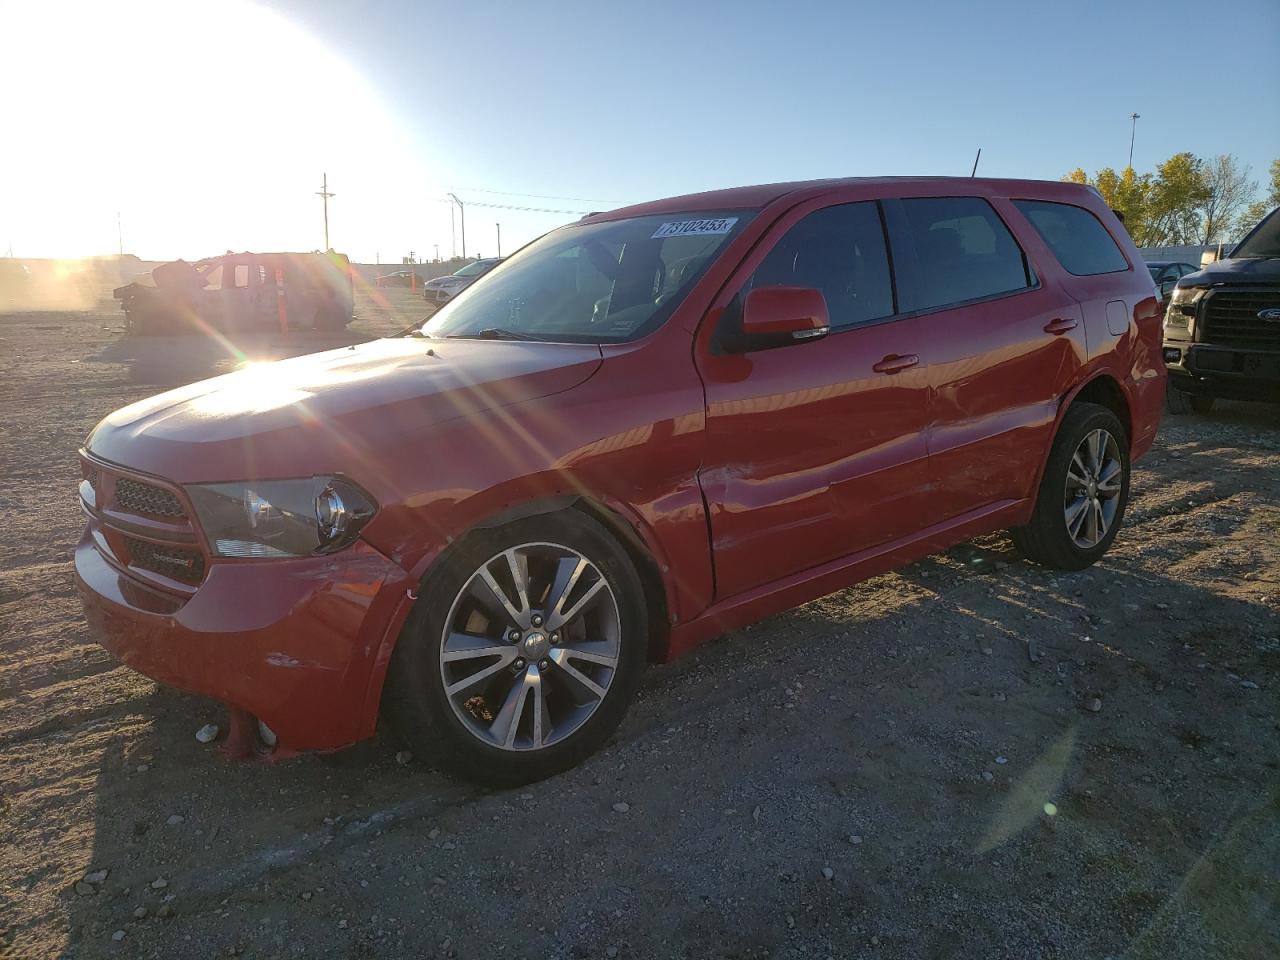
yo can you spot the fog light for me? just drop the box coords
[1163,348,1182,364]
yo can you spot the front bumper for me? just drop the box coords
[1163,341,1280,402]
[75,515,413,752]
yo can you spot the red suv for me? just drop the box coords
[76,177,1165,784]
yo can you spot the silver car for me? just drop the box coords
[422,258,503,303]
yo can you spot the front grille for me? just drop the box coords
[1201,290,1280,348]
[82,462,98,491]
[125,537,205,583]
[115,477,185,518]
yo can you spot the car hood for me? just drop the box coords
[1183,257,1280,285]
[87,336,603,485]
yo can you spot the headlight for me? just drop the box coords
[1168,285,1207,311]
[1165,285,1208,334]
[187,476,376,558]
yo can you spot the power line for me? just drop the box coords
[450,186,632,204]
[464,200,595,215]
[440,197,593,216]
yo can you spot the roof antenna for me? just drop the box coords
[970,148,982,177]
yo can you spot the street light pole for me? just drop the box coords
[447,193,466,259]
[496,222,501,258]
[1128,113,1140,170]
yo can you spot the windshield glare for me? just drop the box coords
[1232,207,1280,258]
[422,211,752,342]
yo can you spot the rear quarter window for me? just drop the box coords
[1013,199,1129,277]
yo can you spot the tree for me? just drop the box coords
[1143,153,1209,246]
[1063,152,1278,247]
[1198,154,1256,244]
[1240,159,1280,233]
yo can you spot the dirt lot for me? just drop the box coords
[1,291,1277,960]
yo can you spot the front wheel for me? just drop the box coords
[1010,402,1130,571]
[383,510,648,785]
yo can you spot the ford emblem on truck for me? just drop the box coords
[1259,308,1280,323]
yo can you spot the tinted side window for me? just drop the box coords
[746,202,893,329]
[894,197,1031,312]
[1013,199,1128,276]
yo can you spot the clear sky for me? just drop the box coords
[3,0,1277,262]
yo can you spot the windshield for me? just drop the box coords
[453,259,496,277]
[422,211,753,342]
[1231,207,1280,258]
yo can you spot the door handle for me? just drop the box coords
[872,353,920,374]
[1043,318,1079,335]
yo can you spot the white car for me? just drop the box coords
[422,258,503,303]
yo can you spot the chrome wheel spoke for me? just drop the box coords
[446,654,514,698]
[547,578,606,632]
[470,567,528,628]
[548,647,609,701]
[1086,430,1104,474]
[442,631,515,663]
[1097,459,1123,493]
[546,556,587,624]
[1065,497,1090,537]
[503,549,532,619]
[489,668,536,748]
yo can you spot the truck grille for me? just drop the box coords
[1201,291,1280,348]
[115,477,186,518]
[125,537,206,583]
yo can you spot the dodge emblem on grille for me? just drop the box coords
[1259,308,1280,323]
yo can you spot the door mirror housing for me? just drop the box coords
[725,286,830,352]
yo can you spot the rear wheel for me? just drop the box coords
[1010,402,1130,571]
[384,510,647,785]
[1166,383,1215,415]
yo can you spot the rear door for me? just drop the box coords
[883,195,1088,519]
[1010,197,1144,374]
[696,198,936,600]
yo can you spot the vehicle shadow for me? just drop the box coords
[57,532,1279,958]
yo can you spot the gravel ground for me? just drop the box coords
[1,291,1277,959]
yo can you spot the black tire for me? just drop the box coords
[1010,402,1130,571]
[1189,394,1215,414]
[383,509,648,786]
[1165,383,1194,415]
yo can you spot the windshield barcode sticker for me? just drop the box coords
[651,218,738,239]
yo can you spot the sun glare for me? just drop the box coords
[0,0,424,260]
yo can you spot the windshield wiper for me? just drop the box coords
[448,327,546,341]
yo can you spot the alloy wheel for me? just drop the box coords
[439,542,621,751]
[1063,428,1123,549]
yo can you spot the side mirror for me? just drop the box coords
[728,286,830,352]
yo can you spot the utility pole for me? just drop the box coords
[316,173,335,250]
[1128,113,1140,170]
[433,243,439,262]
[496,222,502,257]
[117,211,123,258]
[447,193,466,260]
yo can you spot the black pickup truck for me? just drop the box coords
[1162,207,1280,413]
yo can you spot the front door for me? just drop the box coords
[696,199,935,600]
